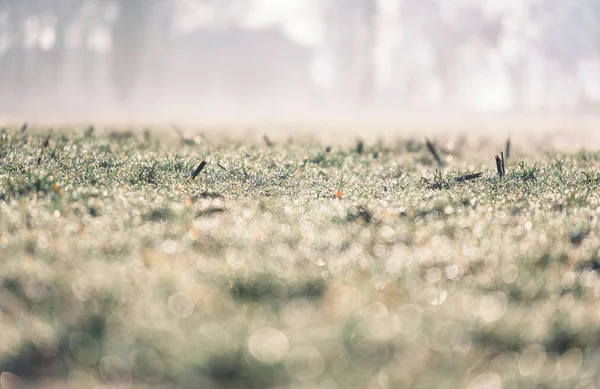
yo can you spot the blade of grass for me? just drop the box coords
[192,161,207,179]
[455,172,483,182]
[426,138,442,166]
[495,155,504,177]
[42,133,51,148]
[263,135,273,147]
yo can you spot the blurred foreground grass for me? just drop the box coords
[2,128,600,388]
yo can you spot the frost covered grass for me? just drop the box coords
[1,127,600,388]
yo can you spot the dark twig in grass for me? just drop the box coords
[355,206,373,223]
[20,122,28,133]
[501,152,506,175]
[356,139,364,154]
[263,135,273,147]
[495,154,505,177]
[191,161,207,179]
[84,125,95,137]
[109,130,134,140]
[346,206,374,223]
[426,138,443,166]
[197,191,224,199]
[196,206,226,217]
[505,138,511,159]
[37,133,52,165]
[495,156,502,177]
[42,133,51,148]
[217,163,229,172]
[455,172,483,182]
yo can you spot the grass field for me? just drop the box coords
[1,127,600,389]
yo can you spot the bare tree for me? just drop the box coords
[0,1,30,109]
[110,0,155,100]
[360,0,377,101]
[323,0,378,102]
[535,0,600,108]
[208,0,250,27]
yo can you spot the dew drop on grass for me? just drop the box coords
[466,373,502,389]
[99,356,133,388]
[69,331,100,366]
[561,271,576,290]
[129,348,165,382]
[248,327,289,364]
[329,285,365,315]
[385,257,402,275]
[445,264,460,280]
[429,287,447,306]
[161,239,177,254]
[380,226,394,241]
[72,277,93,301]
[556,348,583,381]
[479,292,507,323]
[0,372,22,389]
[426,268,442,284]
[583,270,599,287]
[280,299,314,329]
[368,312,401,342]
[0,325,21,356]
[430,321,465,353]
[168,292,195,318]
[502,265,519,284]
[225,246,245,269]
[573,380,596,389]
[68,370,97,389]
[519,344,547,376]
[32,321,59,357]
[373,244,387,258]
[285,346,325,380]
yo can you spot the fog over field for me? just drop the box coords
[1,0,599,129]
[4,3,600,389]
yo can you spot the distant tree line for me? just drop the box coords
[0,0,599,113]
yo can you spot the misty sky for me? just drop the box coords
[2,0,599,115]
[247,0,520,110]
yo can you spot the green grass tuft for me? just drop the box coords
[1,128,600,388]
